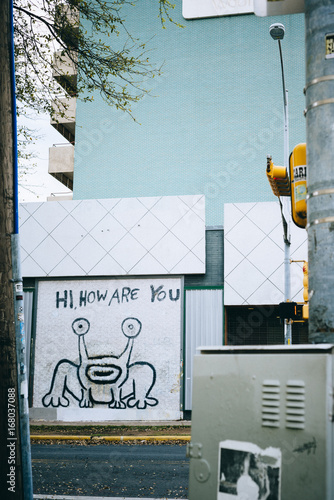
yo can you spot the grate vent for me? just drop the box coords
[262,380,280,428]
[286,380,305,430]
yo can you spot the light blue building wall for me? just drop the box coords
[73,4,306,226]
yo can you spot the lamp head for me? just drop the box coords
[269,23,285,41]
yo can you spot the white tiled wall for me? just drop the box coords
[19,195,205,277]
[224,202,308,305]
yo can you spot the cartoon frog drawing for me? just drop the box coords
[42,317,158,409]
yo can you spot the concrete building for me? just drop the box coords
[22,2,307,422]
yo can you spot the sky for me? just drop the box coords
[18,113,72,203]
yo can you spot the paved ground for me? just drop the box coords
[32,443,189,498]
[30,420,191,500]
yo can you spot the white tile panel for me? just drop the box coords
[21,202,42,216]
[171,250,204,274]
[112,233,148,273]
[18,205,31,226]
[150,196,190,228]
[129,253,168,275]
[89,254,127,276]
[110,198,148,231]
[224,201,307,305]
[19,195,205,277]
[224,240,245,277]
[136,196,161,210]
[223,283,245,306]
[30,237,67,275]
[50,215,87,253]
[70,200,109,232]
[224,204,245,233]
[90,214,128,252]
[190,195,205,220]
[246,202,282,235]
[130,212,168,251]
[49,255,86,277]
[32,201,68,233]
[291,242,308,263]
[69,235,106,273]
[96,197,121,211]
[290,225,309,255]
[236,202,256,215]
[226,216,266,257]
[226,259,266,302]
[191,237,206,261]
[224,201,307,306]
[19,217,48,254]
[150,231,189,270]
[171,211,204,249]
[267,222,285,247]
[59,199,82,213]
[247,279,283,305]
[247,237,284,277]
[268,264,285,296]
[21,256,47,277]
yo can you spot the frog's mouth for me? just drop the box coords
[85,364,122,383]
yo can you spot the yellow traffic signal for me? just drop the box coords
[289,143,307,228]
[302,262,309,320]
[266,156,291,197]
[303,261,308,302]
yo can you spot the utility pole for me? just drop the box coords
[1,1,33,498]
[0,1,24,498]
[305,0,334,343]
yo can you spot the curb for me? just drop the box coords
[30,435,191,442]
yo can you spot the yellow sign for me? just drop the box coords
[289,143,307,228]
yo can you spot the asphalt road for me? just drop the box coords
[32,443,189,498]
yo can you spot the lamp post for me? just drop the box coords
[269,23,292,345]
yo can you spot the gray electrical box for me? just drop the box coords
[188,344,334,500]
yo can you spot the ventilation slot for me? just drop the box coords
[286,380,305,430]
[262,380,280,428]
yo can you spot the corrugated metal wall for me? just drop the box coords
[184,288,223,410]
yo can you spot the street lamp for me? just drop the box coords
[269,23,292,345]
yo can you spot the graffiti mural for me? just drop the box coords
[42,317,158,410]
[33,278,182,421]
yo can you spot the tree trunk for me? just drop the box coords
[0,1,23,498]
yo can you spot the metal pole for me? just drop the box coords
[278,39,292,344]
[305,0,334,343]
[11,236,33,499]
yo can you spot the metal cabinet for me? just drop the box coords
[188,344,334,500]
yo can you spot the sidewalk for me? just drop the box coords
[34,496,183,500]
[30,420,192,443]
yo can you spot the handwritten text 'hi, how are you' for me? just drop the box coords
[56,285,181,309]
